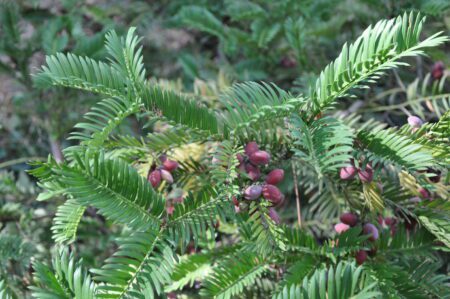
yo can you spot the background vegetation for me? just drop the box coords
[0,0,449,298]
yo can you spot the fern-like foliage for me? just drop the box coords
[0,280,15,299]
[244,201,287,256]
[416,199,450,248]
[29,12,449,299]
[92,231,176,299]
[357,127,435,172]
[34,53,126,97]
[104,28,146,92]
[142,85,220,134]
[201,252,269,299]
[308,12,448,117]
[52,199,86,244]
[31,248,97,299]
[290,116,354,179]
[167,188,233,249]
[220,82,305,134]
[69,97,140,148]
[56,151,165,230]
[273,261,379,299]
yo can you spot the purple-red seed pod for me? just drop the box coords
[355,250,368,265]
[148,170,161,188]
[419,188,430,199]
[268,208,281,224]
[358,165,373,183]
[280,56,297,68]
[407,116,423,128]
[363,223,379,242]
[163,160,179,172]
[159,154,167,163]
[262,184,283,204]
[249,150,271,165]
[236,153,244,163]
[161,169,174,184]
[244,185,263,200]
[245,163,261,181]
[245,141,259,156]
[265,169,284,185]
[334,222,350,234]
[432,61,444,80]
[340,213,358,227]
[340,166,357,180]
[384,217,396,226]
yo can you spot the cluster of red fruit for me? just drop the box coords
[432,61,445,80]
[147,155,179,188]
[340,161,373,183]
[233,142,285,224]
[334,212,379,265]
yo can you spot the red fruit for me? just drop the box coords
[340,166,357,180]
[265,169,284,185]
[268,208,281,224]
[232,196,239,206]
[173,196,184,204]
[148,170,161,188]
[236,153,244,163]
[418,188,430,199]
[245,163,261,181]
[244,185,263,200]
[262,184,283,204]
[163,160,179,172]
[340,213,358,227]
[363,223,379,242]
[161,169,174,184]
[166,205,175,215]
[334,222,350,234]
[358,165,373,183]
[280,56,297,68]
[355,250,367,265]
[245,141,259,156]
[249,150,271,165]
[384,217,396,226]
[432,61,444,80]
[167,292,177,299]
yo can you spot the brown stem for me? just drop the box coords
[292,162,302,227]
